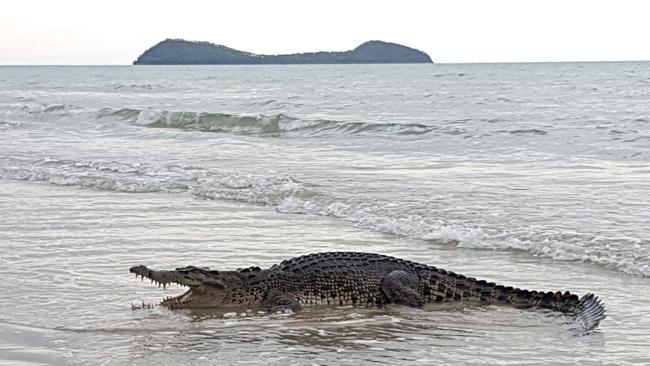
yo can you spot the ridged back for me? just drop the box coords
[238,251,603,325]
[276,252,430,274]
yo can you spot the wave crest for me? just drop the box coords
[97,108,450,137]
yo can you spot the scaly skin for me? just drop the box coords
[129,252,606,330]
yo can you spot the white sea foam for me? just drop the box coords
[1,155,648,277]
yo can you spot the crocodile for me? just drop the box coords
[129,251,606,331]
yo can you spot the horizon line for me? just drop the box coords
[1,59,650,66]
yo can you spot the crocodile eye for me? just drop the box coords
[175,265,200,272]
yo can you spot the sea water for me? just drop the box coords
[1,63,649,365]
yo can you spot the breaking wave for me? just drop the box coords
[97,108,456,137]
[2,157,648,278]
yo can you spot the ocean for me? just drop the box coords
[1,63,649,365]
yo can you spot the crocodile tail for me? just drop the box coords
[427,270,606,331]
[483,284,607,332]
[573,293,607,332]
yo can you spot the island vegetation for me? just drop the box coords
[133,39,432,65]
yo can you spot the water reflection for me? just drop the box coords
[113,304,605,365]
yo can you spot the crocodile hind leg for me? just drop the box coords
[263,291,301,312]
[381,270,424,307]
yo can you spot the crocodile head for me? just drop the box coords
[129,265,242,309]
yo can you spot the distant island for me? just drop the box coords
[133,39,432,65]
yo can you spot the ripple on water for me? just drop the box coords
[2,63,650,365]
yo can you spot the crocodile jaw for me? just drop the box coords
[129,265,226,309]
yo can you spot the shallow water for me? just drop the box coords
[1,64,649,365]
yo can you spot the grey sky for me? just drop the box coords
[1,0,649,64]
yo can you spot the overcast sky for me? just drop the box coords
[1,0,649,64]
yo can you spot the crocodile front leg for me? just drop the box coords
[381,270,424,307]
[263,291,301,312]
